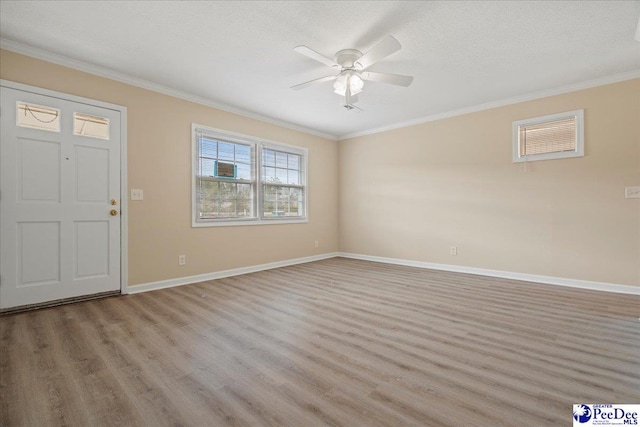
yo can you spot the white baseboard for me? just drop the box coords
[127,251,639,296]
[338,252,640,295]
[126,252,339,294]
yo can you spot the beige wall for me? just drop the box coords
[0,49,339,286]
[2,49,638,288]
[339,79,640,286]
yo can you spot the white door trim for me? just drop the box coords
[0,79,129,295]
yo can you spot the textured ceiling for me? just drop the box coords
[1,1,639,139]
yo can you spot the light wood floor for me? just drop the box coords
[1,257,639,426]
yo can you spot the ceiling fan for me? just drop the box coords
[291,35,413,110]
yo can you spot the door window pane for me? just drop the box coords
[74,113,110,140]
[17,102,60,132]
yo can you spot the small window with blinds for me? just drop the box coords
[512,110,584,163]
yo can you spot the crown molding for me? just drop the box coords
[338,69,640,140]
[3,38,638,143]
[0,38,339,141]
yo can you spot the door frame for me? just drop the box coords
[0,79,128,296]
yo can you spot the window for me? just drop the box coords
[194,127,257,222]
[192,125,307,226]
[512,110,584,163]
[16,102,60,132]
[74,112,110,140]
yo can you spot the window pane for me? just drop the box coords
[17,102,60,132]
[236,199,252,217]
[264,167,276,182]
[73,113,110,140]
[520,117,576,156]
[237,183,252,199]
[275,151,288,168]
[262,149,275,167]
[199,180,218,199]
[287,170,300,185]
[218,200,235,217]
[263,185,276,201]
[263,200,276,216]
[275,168,287,183]
[288,188,304,217]
[236,163,251,180]
[287,154,300,170]
[200,158,215,177]
[199,199,217,219]
[217,182,236,198]
[262,185,304,218]
[218,142,235,161]
[235,144,251,163]
[200,138,217,158]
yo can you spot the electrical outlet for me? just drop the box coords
[314,240,319,248]
[450,246,457,255]
[625,186,640,199]
[178,255,186,265]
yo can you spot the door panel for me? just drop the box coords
[75,146,109,202]
[18,138,62,202]
[74,220,110,278]
[18,221,60,286]
[1,85,122,309]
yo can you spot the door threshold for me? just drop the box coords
[0,290,121,315]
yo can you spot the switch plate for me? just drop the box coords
[131,189,144,200]
[625,186,640,199]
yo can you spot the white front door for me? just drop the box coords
[1,84,122,309]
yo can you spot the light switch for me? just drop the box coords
[625,186,640,199]
[131,189,144,200]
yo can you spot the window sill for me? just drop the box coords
[192,217,309,227]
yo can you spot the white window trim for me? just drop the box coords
[512,109,584,163]
[191,124,309,227]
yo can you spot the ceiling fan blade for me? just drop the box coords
[293,46,340,68]
[355,35,402,70]
[361,71,413,87]
[290,74,338,90]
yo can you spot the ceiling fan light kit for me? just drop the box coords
[292,35,414,111]
[333,72,364,96]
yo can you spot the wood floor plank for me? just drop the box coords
[1,257,639,426]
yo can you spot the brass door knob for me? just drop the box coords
[110,209,118,216]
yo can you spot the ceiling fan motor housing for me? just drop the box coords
[335,49,363,69]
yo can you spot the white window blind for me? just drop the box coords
[512,110,584,163]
